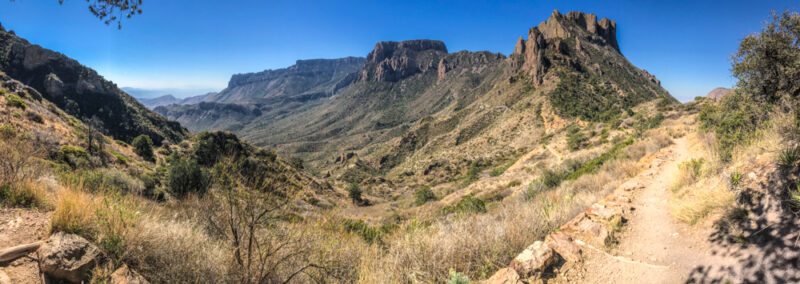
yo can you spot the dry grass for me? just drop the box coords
[50,186,98,238]
[671,178,734,224]
[354,130,673,282]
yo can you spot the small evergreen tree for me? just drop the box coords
[132,134,154,161]
[347,183,363,204]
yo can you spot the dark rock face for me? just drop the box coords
[0,29,187,145]
[357,40,448,82]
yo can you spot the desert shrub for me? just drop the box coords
[193,131,245,166]
[347,183,363,204]
[109,150,130,165]
[341,219,383,244]
[289,157,304,169]
[157,147,171,156]
[541,167,566,189]
[507,180,522,187]
[132,135,154,162]
[166,158,210,197]
[0,123,15,139]
[26,111,43,123]
[700,98,765,161]
[58,145,91,169]
[0,183,47,208]
[5,93,26,109]
[61,169,145,195]
[566,125,588,151]
[441,194,486,215]
[778,146,800,168]
[414,186,437,206]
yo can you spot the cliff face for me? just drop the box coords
[209,57,365,104]
[511,10,620,86]
[0,28,188,145]
[357,40,448,82]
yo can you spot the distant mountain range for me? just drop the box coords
[122,87,220,99]
[156,10,674,181]
[136,92,217,109]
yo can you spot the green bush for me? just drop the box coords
[58,168,145,194]
[341,219,383,244]
[0,123,16,139]
[698,91,765,161]
[567,125,587,151]
[441,194,486,215]
[347,183,363,204]
[167,158,210,197]
[193,131,245,166]
[58,145,90,169]
[132,135,154,162]
[289,157,304,169]
[413,186,437,206]
[0,184,47,208]
[5,93,26,109]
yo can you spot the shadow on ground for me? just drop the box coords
[686,165,800,283]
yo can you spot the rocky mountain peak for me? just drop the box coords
[357,39,449,82]
[511,10,621,85]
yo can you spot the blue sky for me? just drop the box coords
[0,0,797,101]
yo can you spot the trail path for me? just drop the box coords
[565,137,732,283]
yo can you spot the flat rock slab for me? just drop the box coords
[510,241,557,278]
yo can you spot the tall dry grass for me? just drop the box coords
[355,131,673,282]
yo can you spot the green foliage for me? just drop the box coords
[347,183,363,204]
[413,186,437,206]
[566,125,588,151]
[730,169,743,187]
[193,131,245,166]
[0,123,16,139]
[441,194,486,215]
[132,135,154,162]
[167,158,211,197]
[0,184,46,208]
[548,71,621,122]
[58,168,144,194]
[732,11,800,104]
[634,112,665,136]
[5,93,26,109]
[341,219,384,244]
[698,91,765,161]
[447,269,469,284]
[790,182,800,210]
[289,157,304,170]
[462,158,490,187]
[58,145,90,169]
[778,146,800,168]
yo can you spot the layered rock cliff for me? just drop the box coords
[357,40,448,82]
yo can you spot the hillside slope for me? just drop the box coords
[0,25,188,145]
[158,10,672,187]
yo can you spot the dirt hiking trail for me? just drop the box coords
[563,137,733,283]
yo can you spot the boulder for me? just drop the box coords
[110,264,149,284]
[545,231,582,263]
[562,215,610,248]
[509,241,556,278]
[37,232,102,283]
[484,267,521,284]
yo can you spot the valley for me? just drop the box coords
[0,4,799,284]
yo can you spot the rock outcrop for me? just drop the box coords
[110,264,149,284]
[706,87,733,101]
[357,40,448,82]
[37,233,102,283]
[510,10,622,85]
[0,27,188,145]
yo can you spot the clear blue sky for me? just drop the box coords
[0,0,798,101]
